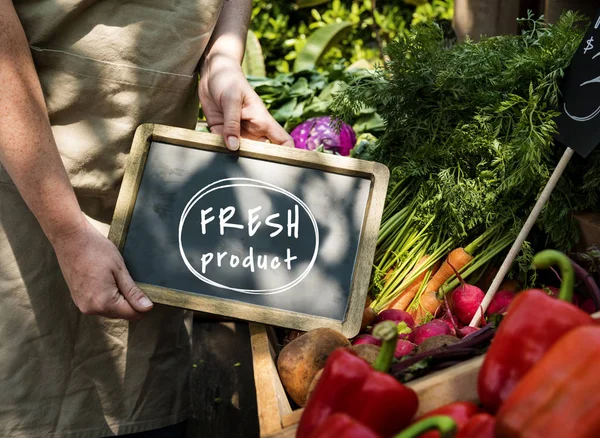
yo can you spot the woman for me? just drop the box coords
[0,0,292,436]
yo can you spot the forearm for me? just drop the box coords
[203,0,252,64]
[0,2,85,243]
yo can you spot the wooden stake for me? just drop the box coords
[469,147,575,327]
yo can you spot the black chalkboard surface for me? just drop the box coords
[556,8,600,157]
[109,124,389,336]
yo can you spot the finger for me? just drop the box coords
[265,121,294,147]
[106,292,144,321]
[239,130,269,143]
[248,107,293,147]
[114,263,154,313]
[209,124,224,135]
[222,93,243,151]
[75,286,141,321]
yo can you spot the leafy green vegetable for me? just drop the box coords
[333,12,600,288]
[246,66,385,135]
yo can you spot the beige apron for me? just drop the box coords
[0,1,223,436]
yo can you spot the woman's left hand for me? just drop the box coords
[199,53,293,151]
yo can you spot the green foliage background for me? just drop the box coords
[250,0,454,74]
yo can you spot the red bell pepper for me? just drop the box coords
[478,249,594,413]
[310,413,458,438]
[496,325,600,438]
[309,413,380,438]
[456,413,495,438]
[414,401,481,438]
[297,321,419,438]
[394,415,457,438]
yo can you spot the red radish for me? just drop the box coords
[352,334,381,346]
[412,320,453,345]
[450,283,485,325]
[394,339,416,359]
[446,260,485,325]
[439,316,457,335]
[376,309,416,329]
[458,326,479,338]
[439,298,459,335]
[374,310,416,342]
[372,320,414,342]
[486,290,515,316]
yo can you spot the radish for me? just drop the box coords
[394,339,416,359]
[457,326,479,338]
[485,290,515,316]
[439,316,457,335]
[450,283,485,325]
[352,334,381,346]
[374,309,416,341]
[446,259,485,325]
[439,298,459,336]
[412,320,453,345]
[372,320,414,342]
[376,309,416,328]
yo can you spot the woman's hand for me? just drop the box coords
[51,219,154,320]
[199,53,293,150]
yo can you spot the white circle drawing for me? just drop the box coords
[178,178,320,295]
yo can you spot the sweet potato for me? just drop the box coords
[277,328,350,407]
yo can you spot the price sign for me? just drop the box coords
[556,9,600,157]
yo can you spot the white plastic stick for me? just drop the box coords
[469,147,575,327]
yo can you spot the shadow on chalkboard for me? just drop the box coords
[122,141,371,322]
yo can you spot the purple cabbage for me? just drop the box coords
[290,116,356,156]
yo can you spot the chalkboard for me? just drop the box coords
[556,8,600,157]
[108,124,389,336]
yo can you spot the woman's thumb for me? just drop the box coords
[115,266,154,313]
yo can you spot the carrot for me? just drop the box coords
[410,247,475,323]
[388,257,440,311]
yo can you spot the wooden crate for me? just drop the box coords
[249,323,484,438]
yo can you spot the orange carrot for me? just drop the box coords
[388,257,439,311]
[410,247,474,323]
[385,256,429,308]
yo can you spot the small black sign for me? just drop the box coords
[556,9,600,157]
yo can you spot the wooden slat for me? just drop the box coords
[107,123,153,251]
[250,323,288,436]
[265,424,298,438]
[406,356,484,416]
[281,410,303,428]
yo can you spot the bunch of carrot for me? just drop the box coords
[370,179,514,325]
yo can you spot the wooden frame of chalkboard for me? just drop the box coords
[108,124,389,337]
